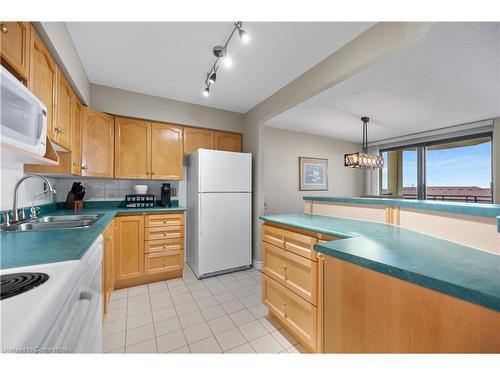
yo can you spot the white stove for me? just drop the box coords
[1,236,103,353]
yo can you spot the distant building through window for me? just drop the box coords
[380,134,492,203]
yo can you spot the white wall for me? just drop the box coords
[263,126,365,215]
[90,84,244,133]
[0,161,56,211]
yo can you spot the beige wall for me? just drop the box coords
[263,127,365,215]
[90,84,244,133]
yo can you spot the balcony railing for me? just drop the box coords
[402,193,493,203]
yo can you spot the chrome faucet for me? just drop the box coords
[11,175,56,223]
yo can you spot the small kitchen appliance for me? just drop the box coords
[160,183,171,207]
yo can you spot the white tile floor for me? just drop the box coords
[103,264,307,354]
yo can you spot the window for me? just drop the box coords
[380,133,493,203]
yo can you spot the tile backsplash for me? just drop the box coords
[54,172,186,207]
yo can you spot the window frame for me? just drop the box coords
[379,132,493,201]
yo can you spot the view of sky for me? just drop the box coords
[381,141,492,189]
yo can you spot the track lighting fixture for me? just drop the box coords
[202,21,250,97]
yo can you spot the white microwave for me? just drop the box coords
[0,65,47,156]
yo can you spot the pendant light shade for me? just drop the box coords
[344,117,384,169]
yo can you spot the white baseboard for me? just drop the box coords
[252,259,262,270]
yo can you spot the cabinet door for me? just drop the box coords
[263,274,317,352]
[114,117,151,179]
[102,221,114,313]
[184,127,214,155]
[214,131,242,152]
[29,26,58,140]
[81,108,114,177]
[151,122,183,180]
[0,21,30,81]
[115,215,144,281]
[55,73,74,150]
[71,101,83,175]
[263,242,317,305]
[144,250,184,275]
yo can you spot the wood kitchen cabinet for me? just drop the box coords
[54,72,74,150]
[114,117,151,179]
[115,215,144,282]
[184,127,214,154]
[114,212,185,289]
[81,108,114,178]
[70,101,83,175]
[261,222,335,353]
[214,131,242,152]
[102,220,115,316]
[0,21,30,82]
[29,25,58,141]
[151,122,183,180]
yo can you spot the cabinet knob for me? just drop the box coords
[1,24,8,33]
[59,128,64,134]
[73,161,80,166]
[82,165,88,170]
[107,236,112,240]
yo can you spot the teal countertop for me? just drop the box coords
[303,196,500,219]
[1,201,187,270]
[260,213,500,312]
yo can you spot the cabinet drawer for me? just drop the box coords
[144,250,184,275]
[262,241,318,305]
[146,238,183,254]
[263,225,285,248]
[284,230,318,261]
[262,274,317,352]
[145,226,183,241]
[145,213,184,228]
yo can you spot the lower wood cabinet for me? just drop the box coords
[102,219,115,316]
[261,222,328,353]
[263,274,318,352]
[114,212,185,289]
[115,215,145,281]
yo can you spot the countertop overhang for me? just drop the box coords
[260,213,500,312]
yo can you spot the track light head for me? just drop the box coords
[202,86,210,97]
[208,71,216,84]
[222,55,232,68]
[238,28,250,43]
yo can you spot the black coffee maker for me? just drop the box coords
[160,183,171,207]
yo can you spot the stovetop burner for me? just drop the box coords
[1,273,49,300]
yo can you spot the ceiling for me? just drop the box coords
[66,22,373,113]
[266,22,500,143]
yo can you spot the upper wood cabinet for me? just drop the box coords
[29,26,58,140]
[54,72,74,150]
[71,101,83,175]
[0,21,30,82]
[81,108,114,178]
[151,123,184,180]
[184,127,214,155]
[214,131,242,152]
[114,117,151,179]
[115,215,144,281]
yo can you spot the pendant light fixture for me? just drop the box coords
[344,117,384,169]
[202,22,250,97]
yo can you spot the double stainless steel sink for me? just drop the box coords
[1,214,105,232]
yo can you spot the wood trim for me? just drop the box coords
[316,253,324,353]
[114,269,182,290]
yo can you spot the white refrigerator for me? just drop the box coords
[186,149,252,278]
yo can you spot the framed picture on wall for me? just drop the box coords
[299,157,328,191]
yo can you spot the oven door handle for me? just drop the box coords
[58,288,100,353]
